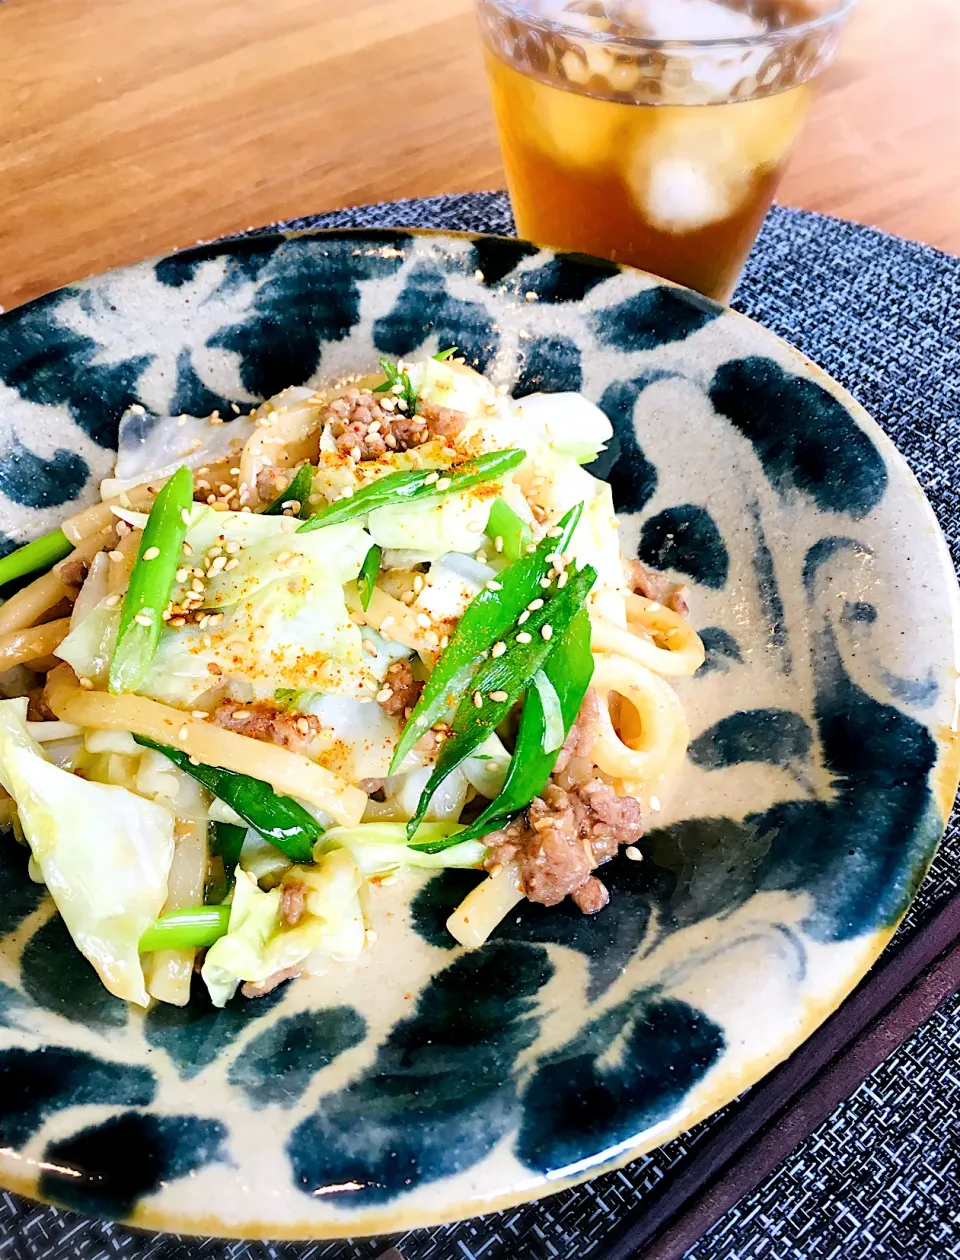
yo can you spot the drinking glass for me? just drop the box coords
[476,0,856,301]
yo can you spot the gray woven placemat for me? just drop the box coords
[2,192,959,1260]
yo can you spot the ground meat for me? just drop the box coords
[58,557,89,589]
[213,699,323,754]
[553,688,600,775]
[27,687,56,722]
[280,881,307,928]
[624,558,689,618]
[255,465,291,504]
[241,966,301,999]
[419,399,467,440]
[377,659,423,718]
[321,389,467,461]
[576,777,643,862]
[485,779,643,913]
[572,876,610,914]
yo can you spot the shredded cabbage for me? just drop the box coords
[201,850,365,1007]
[316,820,487,877]
[0,699,174,1006]
[103,409,256,499]
[368,490,497,559]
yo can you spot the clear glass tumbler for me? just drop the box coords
[476,0,856,301]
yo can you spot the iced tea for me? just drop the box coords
[477,0,853,301]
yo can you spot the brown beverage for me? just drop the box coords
[477,0,853,301]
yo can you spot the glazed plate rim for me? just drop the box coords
[0,224,958,1241]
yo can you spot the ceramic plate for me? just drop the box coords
[0,229,957,1240]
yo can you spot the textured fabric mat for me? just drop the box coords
[2,191,959,1260]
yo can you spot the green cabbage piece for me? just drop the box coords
[58,563,368,707]
[368,489,499,559]
[0,699,174,1006]
[315,820,487,878]
[201,849,365,1007]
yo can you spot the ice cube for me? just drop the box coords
[605,0,766,41]
[642,156,734,232]
[524,72,629,169]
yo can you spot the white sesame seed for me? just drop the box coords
[231,402,240,414]
[489,690,509,703]
[108,549,124,562]
[546,525,563,538]
[104,593,121,608]
[540,577,552,589]
[377,687,393,703]
[494,536,504,553]
[192,710,207,720]
[435,477,451,491]
[180,508,191,526]
[416,613,431,629]
[517,610,530,625]
[491,641,507,658]
[485,580,502,592]
[473,690,483,708]
[134,612,152,627]
[224,558,239,571]
[142,546,160,561]
[557,571,569,588]
[424,471,440,485]
[516,631,532,644]
[178,724,189,740]
[649,795,661,811]
[625,846,643,862]
[541,624,553,640]
[78,676,94,689]
[525,291,539,302]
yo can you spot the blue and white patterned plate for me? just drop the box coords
[0,228,957,1240]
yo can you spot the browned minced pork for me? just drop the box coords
[321,389,467,461]
[256,465,294,504]
[485,780,642,914]
[27,687,56,722]
[377,659,423,718]
[572,876,610,914]
[213,699,323,754]
[553,688,600,776]
[241,966,301,999]
[624,558,689,617]
[280,881,308,928]
[58,557,89,590]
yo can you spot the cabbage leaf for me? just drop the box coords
[0,699,174,1006]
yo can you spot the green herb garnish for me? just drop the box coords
[298,449,524,533]
[358,542,382,611]
[372,356,419,416]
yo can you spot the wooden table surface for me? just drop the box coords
[1,0,957,311]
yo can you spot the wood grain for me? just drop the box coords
[0,0,957,310]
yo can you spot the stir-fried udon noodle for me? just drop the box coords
[0,353,704,1009]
